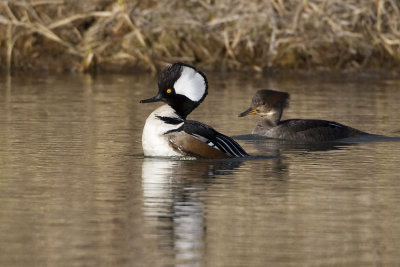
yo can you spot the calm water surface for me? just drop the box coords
[0,72,400,266]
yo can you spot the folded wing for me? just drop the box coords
[166,120,249,158]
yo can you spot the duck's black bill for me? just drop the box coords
[238,107,254,117]
[140,93,162,103]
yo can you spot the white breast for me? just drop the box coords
[142,105,184,157]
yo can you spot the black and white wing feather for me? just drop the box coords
[175,120,249,158]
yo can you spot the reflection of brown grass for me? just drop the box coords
[0,0,399,73]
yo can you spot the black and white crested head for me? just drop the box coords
[140,62,208,119]
[156,63,208,118]
[158,63,208,103]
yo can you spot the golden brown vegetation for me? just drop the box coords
[0,0,399,73]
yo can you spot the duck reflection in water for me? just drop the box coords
[141,158,243,263]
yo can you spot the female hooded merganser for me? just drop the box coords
[140,62,248,158]
[238,89,370,142]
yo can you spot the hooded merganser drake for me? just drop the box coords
[140,62,248,158]
[238,89,370,142]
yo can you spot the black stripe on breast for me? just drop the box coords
[156,116,184,125]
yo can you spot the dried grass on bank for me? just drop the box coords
[0,0,399,73]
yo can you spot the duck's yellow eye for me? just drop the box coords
[166,88,172,94]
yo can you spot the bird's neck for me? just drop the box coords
[260,108,283,126]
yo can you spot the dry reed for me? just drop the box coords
[0,0,399,73]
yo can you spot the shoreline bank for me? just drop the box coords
[1,0,399,73]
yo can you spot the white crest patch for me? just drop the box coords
[174,66,206,102]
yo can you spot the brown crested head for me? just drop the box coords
[252,89,290,109]
[238,89,290,117]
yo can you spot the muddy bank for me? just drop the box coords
[0,0,399,73]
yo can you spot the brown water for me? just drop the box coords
[0,72,400,266]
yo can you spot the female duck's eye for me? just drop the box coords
[166,88,172,94]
